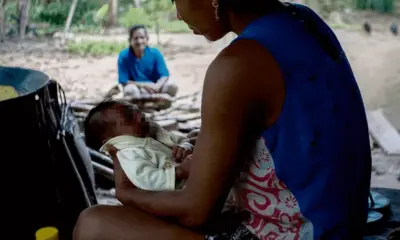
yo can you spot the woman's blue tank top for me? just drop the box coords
[235,4,371,239]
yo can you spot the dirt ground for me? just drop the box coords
[1,27,400,189]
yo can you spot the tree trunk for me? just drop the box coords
[64,0,78,36]
[107,0,118,27]
[155,18,161,45]
[0,0,6,42]
[134,0,141,8]
[18,0,29,40]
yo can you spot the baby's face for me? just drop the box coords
[131,112,152,138]
[101,106,152,142]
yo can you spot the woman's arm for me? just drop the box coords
[114,39,284,227]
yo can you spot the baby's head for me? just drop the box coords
[84,99,151,150]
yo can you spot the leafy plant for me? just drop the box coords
[93,3,109,25]
[30,1,99,26]
[142,0,175,44]
[67,40,127,56]
[161,20,190,33]
[118,7,152,28]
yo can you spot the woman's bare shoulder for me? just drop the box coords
[204,38,284,105]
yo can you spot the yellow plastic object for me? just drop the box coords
[35,227,59,240]
[0,85,19,101]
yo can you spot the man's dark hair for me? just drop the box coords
[129,24,148,40]
[84,99,140,150]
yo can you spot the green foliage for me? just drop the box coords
[142,0,174,18]
[4,2,17,23]
[5,0,185,35]
[67,40,163,57]
[31,3,69,25]
[161,20,191,33]
[67,40,127,56]
[356,0,394,13]
[93,4,109,24]
[30,0,99,26]
[118,8,153,28]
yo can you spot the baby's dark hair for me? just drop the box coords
[84,99,140,150]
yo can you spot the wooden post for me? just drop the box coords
[134,0,141,8]
[18,0,29,39]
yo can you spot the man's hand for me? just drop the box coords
[172,144,193,162]
[142,85,157,94]
[104,144,135,190]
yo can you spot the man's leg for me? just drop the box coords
[74,205,204,240]
[160,82,179,97]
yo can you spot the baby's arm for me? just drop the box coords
[116,148,185,191]
[170,132,194,162]
[153,122,190,146]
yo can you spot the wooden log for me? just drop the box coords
[71,93,173,108]
[178,119,201,133]
[156,119,178,131]
[153,112,201,122]
[148,106,180,119]
[92,161,114,181]
[74,112,88,118]
[69,99,104,105]
[124,93,173,102]
[70,102,93,112]
[367,108,400,155]
[177,104,201,113]
[88,147,113,165]
[103,84,120,99]
[176,112,201,122]
[173,91,201,101]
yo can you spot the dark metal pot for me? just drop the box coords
[0,66,96,239]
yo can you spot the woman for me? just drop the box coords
[74,0,371,239]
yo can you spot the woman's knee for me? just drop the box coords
[74,205,109,240]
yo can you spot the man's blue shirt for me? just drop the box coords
[118,47,169,84]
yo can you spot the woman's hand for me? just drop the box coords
[104,145,135,190]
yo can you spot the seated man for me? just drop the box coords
[118,24,178,98]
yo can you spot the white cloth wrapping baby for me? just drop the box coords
[100,123,192,191]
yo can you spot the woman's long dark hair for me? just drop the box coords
[217,0,285,28]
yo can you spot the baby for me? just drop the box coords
[84,99,194,191]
